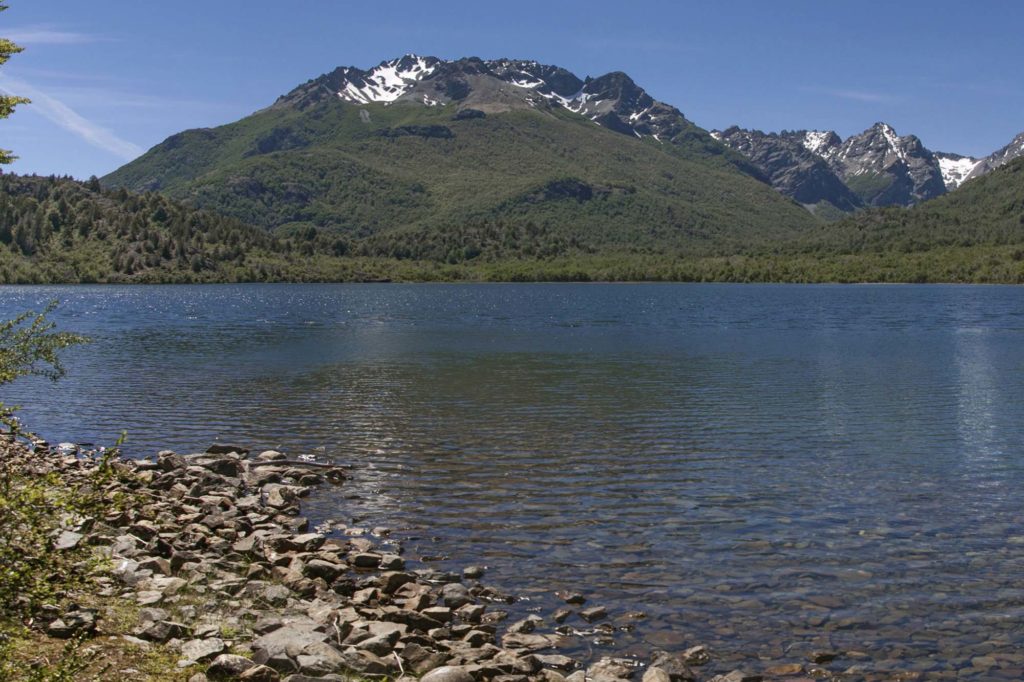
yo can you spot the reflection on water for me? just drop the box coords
[2,283,1024,677]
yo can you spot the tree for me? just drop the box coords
[0,2,28,165]
[0,302,87,387]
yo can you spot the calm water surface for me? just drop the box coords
[2,284,1023,678]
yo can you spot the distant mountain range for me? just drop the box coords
[102,55,816,260]
[98,53,1024,273]
[6,46,1024,284]
[711,123,1024,216]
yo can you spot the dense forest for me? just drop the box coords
[4,156,1024,284]
[0,173,366,283]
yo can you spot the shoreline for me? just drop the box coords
[2,437,909,682]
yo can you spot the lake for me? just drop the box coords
[2,283,1023,678]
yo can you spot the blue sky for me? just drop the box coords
[2,0,1022,179]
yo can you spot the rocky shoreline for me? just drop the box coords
[7,439,846,682]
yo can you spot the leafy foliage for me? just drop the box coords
[0,303,87,387]
[0,2,29,165]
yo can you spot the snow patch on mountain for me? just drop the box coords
[936,153,982,190]
[323,56,693,142]
[802,131,833,156]
[879,123,907,162]
[337,55,437,105]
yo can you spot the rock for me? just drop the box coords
[295,641,349,675]
[207,653,257,678]
[139,620,192,643]
[264,485,299,509]
[555,591,586,605]
[502,633,557,651]
[257,450,286,461]
[178,638,226,667]
[764,663,803,676]
[649,651,698,681]
[457,603,485,623]
[261,584,292,607]
[54,530,84,550]
[463,565,486,579]
[507,615,543,634]
[539,671,568,682]
[290,533,326,552]
[158,452,187,471]
[707,672,762,682]
[463,629,491,646]
[552,609,571,624]
[352,552,382,569]
[206,444,250,456]
[643,668,672,682]
[808,650,837,664]
[304,559,345,582]
[379,553,405,570]
[46,608,96,639]
[356,632,398,656]
[535,654,577,672]
[680,646,710,666]
[238,665,280,682]
[441,583,472,608]
[421,665,476,682]
[251,621,326,660]
[580,606,607,622]
[588,657,637,681]
[199,457,242,478]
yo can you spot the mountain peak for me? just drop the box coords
[276,54,724,150]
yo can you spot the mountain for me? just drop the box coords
[809,123,946,206]
[710,127,861,215]
[961,131,1024,184]
[934,152,982,190]
[713,122,947,212]
[821,155,1024,254]
[102,55,816,261]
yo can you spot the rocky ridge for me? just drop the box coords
[713,123,946,211]
[275,55,753,174]
[710,128,861,214]
[1,435,883,682]
[714,122,1024,211]
[961,131,1024,184]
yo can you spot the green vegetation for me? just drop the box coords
[815,157,1024,254]
[5,159,1024,283]
[0,2,27,166]
[0,173,370,283]
[0,303,96,681]
[0,303,87,387]
[103,98,820,259]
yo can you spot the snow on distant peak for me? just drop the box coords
[877,123,907,162]
[937,154,982,190]
[802,131,834,157]
[338,55,437,105]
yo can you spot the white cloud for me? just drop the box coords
[804,87,899,104]
[5,26,97,45]
[0,75,143,160]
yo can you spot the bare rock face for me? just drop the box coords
[818,123,946,207]
[714,122,949,211]
[712,127,862,213]
[963,131,1024,183]
[273,55,749,173]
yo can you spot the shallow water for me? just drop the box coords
[2,283,1023,677]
